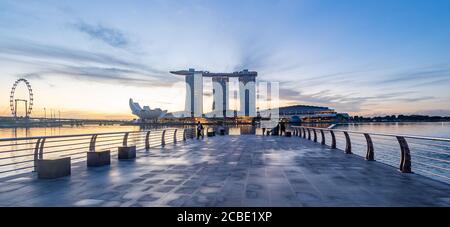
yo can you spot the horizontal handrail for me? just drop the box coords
[0,127,196,178]
[0,130,162,142]
[290,125,450,184]
[292,126,450,142]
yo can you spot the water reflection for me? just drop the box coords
[336,122,450,138]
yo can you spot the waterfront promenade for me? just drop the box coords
[0,135,448,207]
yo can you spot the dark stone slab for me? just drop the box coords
[118,146,136,160]
[87,150,111,167]
[37,157,71,179]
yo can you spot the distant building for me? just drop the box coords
[278,105,348,123]
[170,69,257,117]
[129,98,171,122]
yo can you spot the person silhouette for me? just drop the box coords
[280,121,286,136]
[196,121,204,139]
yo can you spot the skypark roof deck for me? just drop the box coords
[0,134,448,207]
[170,69,257,77]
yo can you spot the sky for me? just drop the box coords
[1,0,450,119]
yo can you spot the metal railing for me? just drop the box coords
[0,128,195,179]
[291,126,450,184]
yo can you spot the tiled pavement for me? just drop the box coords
[0,135,448,207]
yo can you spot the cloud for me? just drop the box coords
[377,64,450,85]
[278,87,365,112]
[414,109,450,117]
[279,87,301,97]
[20,73,42,80]
[409,78,450,87]
[15,64,177,88]
[0,38,178,87]
[74,22,128,48]
[278,87,435,113]
[48,65,177,87]
[0,39,138,70]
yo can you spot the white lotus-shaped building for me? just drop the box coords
[129,98,168,120]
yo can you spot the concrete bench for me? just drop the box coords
[87,150,111,167]
[118,146,136,160]
[37,157,71,179]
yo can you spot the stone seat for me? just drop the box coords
[36,157,71,179]
[118,146,136,160]
[87,150,111,167]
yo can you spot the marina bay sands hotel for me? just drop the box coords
[170,69,257,118]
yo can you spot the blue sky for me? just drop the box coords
[1,0,450,118]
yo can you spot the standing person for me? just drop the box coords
[196,121,204,139]
[280,121,286,136]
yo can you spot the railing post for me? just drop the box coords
[161,130,166,147]
[39,138,45,159]
[183,129,187,141]
[173,129,178,144]
[123,132,129,147]
[33,138,42,172]
[330,130,337,149]
[145,131,151,151]
[89,135,98,152]
[364,133,375,161]
[302,128,306,139]
[307,128,311,140]
[313,129,317,142]
[343,132,352,154]
[320,130,325,145]
[298,128,302,137]
[397,136,412,173]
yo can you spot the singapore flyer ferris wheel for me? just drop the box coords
[10,78,34,118]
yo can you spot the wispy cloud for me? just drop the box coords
[20,73,42,80]
[279,87,435,113]
[48,65,177,87]
[414,109,450,116]
[0,38,178,87]
[0,38,134,69]
[377,64,450,85]
[74,22,128,48]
